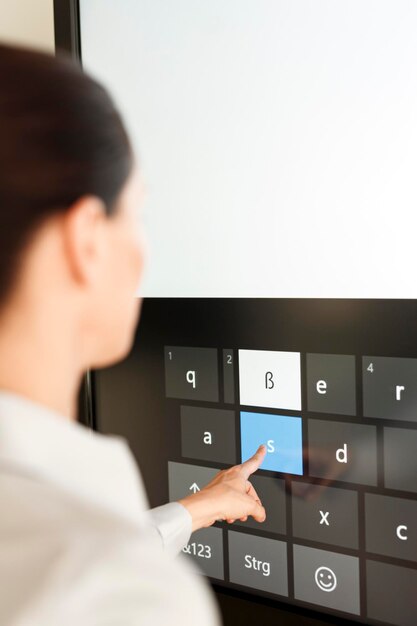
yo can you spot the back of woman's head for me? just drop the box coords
[0,43,133,306]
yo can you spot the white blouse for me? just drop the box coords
[0,391,220,626]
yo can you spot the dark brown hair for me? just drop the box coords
[0,43,134,305]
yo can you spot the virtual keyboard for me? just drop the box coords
[165,346,417,626]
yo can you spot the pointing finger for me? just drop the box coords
[240,445,267,480]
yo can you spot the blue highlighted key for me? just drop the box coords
[241,411,303,475]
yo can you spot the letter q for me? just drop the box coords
[186,370,196,389]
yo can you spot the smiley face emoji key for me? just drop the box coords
[315,566,337,592]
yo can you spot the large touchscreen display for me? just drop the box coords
[79,2,417,624]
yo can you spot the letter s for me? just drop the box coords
[267,439,275,453]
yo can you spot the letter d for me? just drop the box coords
[336,443,348,464]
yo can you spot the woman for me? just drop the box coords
[0,43,266,625]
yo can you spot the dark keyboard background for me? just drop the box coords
[93,299,417,626]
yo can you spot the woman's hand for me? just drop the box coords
[178,445,267,532]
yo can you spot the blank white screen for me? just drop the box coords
[80,1,417,297]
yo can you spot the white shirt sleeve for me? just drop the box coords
[147,502,192,555]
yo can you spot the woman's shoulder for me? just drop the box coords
[0,468,220,626]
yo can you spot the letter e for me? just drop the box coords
[317,380,327,395]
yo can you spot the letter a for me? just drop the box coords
[203,431,212,445]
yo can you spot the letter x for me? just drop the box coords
[319,510,330,526]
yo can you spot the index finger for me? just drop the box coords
[240,444,267,479]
